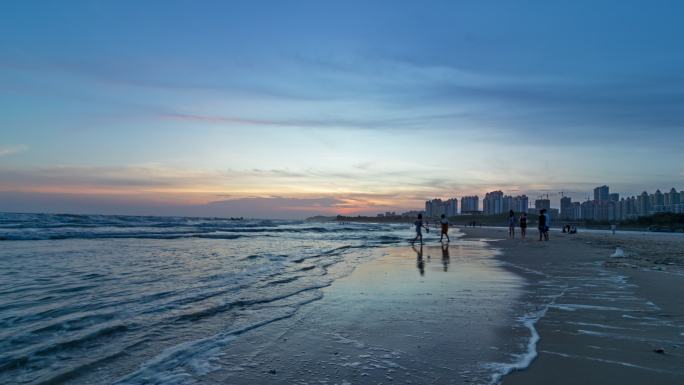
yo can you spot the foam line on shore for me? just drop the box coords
[114,295,322,385]
[485,287,567,385]
[539,350,680,375]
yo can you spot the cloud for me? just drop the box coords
[0,145,28,157]
[0,191,394,219]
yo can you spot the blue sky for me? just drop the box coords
[1,1,683,218]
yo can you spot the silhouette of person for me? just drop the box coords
[411,213,429,245]
[508,210,516,238]
[520,212,527,239]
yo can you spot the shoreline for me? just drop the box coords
[460,227,684,384]
[197,238,535,384]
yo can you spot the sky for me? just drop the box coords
[1,1,683,218]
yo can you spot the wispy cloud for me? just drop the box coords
[0,145,28,157]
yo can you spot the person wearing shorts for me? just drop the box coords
[411,213,428,245]
[439,214,450,242]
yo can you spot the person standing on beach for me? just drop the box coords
[411,213,429,245]
[439,214,450,242]
[538,209,547,241]
[508,210,516,238]
[544,210,551,241]
[519,212,527,239]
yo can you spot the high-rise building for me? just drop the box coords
[483,191,504,215]
[594,185,609,202]
[534,198,551,211]
[593,201,617,221]
[425,198,458,217]
[571,202,582,220]
[609,193,619,202]
[654,189,664,207]
[514,195,529,213]
[581,200,595,220]
[560,196,572,220]
[460,196,479,213]
[670,188,681,205]
[637,191,650,216]
[445,198,458,217]
[502,195,514,213]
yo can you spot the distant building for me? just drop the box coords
[581,200,595,221]
[425,199,442,218]
[483,191,504,215]
[425,198,458,218]
[594,201,616,221]
[571,202,582,220]
[401,210,424,218]
[637,191,650,216]
[445,198,458,217]
[670,187,682,205]
[653,189,664,207]
[558,186,683,221]
[534,199,551,211]
[514,195,529,213]
[594,185,609,202]
[560,196,572,220]
[460,196,479,213]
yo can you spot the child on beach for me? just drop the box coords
[508,210,516,238]
[519,212,527,239]
[411,214,429,245]
[439,214,450,242]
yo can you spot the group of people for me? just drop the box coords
[411,213,450,245]
[411,209,554,245]
[508,209,549,241]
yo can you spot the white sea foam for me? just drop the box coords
[549,303,629,312]
[541,350,678,374]
[114,295,322,385]
[565,321,637,331]
[484,288,567,385]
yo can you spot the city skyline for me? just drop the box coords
[2,2,684,219]
[418,184,683,219]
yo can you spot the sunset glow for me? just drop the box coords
[2,1,683,218]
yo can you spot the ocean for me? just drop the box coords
[0,213,538,385]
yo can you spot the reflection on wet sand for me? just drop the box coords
[413,243,454,275]
[441,243,450,271]
[412,244,425,276]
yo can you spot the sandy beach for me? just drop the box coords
[459,227,684,385]
[161,228,684,384]
[3,217,684,384]
[196,238,535,384]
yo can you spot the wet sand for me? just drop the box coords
[200,240,533,384]
[460,227,684,385]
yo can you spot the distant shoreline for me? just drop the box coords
[315,215,682,233]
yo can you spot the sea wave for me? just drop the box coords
[0,213,404,384]
[0,212,401,241]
